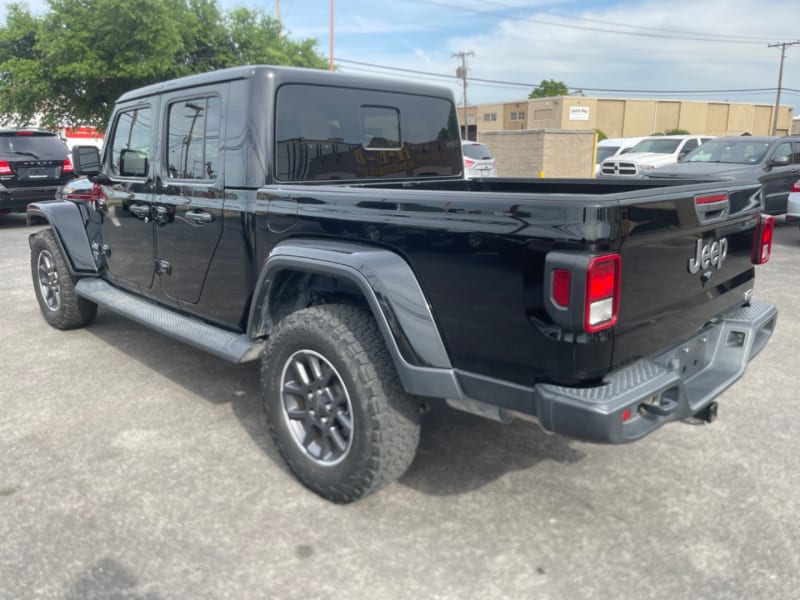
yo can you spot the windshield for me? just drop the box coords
[462,143,493,160]
[596,146,620,163]
[684,139,771,164]
[629,138,683,154]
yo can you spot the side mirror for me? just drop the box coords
[72,145,101,176]
[120,148,149,177]
[770,154,791,167]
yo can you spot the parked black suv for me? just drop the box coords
[0,129,74,213]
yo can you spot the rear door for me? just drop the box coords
[152,91,224,305]
[614,181,762,368]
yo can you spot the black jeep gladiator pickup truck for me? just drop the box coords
[28,66,777,503]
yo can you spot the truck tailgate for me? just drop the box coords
[613,181,763,368]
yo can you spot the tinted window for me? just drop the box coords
[681,139,699,153]
[165,96,221,180]
[109,107,152,177]
[630,139,682,154]
[773,142,792,162]
[596,146,620,163]
[0,133,68,159]
[275,84,461,181]
[462,143,493,160]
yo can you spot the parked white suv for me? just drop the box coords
[599,135,714,177]
[594,137,645,176]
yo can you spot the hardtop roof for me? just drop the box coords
[116,64,456,104]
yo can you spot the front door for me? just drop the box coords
[96,105,157,294]
[762,140,800,214]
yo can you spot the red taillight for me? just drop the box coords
[0,160,11,175]
[464,158,476,168]
[585,254,621,333]
[15,130,33,136]
[752,214,774,265]
[62,157,74,174]
[791,180,800,193]
[552,269,571,308]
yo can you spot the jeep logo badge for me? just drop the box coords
[688,238,728,274]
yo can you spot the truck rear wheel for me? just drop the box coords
[261,304,421,503]
[30,229,97,330]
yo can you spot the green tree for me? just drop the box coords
[0,0,328,128]
[528,78,582,99]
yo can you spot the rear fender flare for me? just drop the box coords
[27,201,98,275]
[248,239,460,398]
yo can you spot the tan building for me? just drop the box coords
[466,97,794,139]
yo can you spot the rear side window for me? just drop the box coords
[165,96,221,180]
[462,143,493,160]
[108,107,152,177]
[274,84,461,181]
[0,133,68,159]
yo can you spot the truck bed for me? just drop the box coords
[259,176,764,387]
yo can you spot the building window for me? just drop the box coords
[510,111,526,122]
[483,113,497,122]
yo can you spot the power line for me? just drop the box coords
[421,0,768,45]
[470,0,779,43]
[336,58,779,96]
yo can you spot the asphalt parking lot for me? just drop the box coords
[1,213,799,600]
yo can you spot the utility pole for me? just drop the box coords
[275,0,280,23]
[768,40,799,135]
[452,51,474,140]
[329,0,335,71]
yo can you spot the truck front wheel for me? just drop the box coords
[261,304,421,503]
[30,229,97,330]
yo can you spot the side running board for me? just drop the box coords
[75,278,263,363]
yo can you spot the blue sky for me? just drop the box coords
[272,0,800,117]
[4,0,799,116]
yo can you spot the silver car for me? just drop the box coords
[786,179,800,229]
[462,141,496,178]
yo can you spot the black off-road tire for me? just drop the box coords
[30,229,97,330]
[261,304,421,503]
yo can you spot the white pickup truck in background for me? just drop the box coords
[599,134,714,177]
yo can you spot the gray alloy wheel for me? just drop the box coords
[30,229,97,330]
[279,349,354,466]
[261,304,421,503]
[36,248,62,312]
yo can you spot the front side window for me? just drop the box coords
[681,139,699,153]
[274,84,461,181]
[165,96,220,180]
[109,107,152,177]
[773,142,792,163]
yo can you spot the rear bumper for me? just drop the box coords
[533,299,777,443]
[0,184,61,211]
